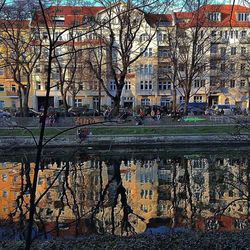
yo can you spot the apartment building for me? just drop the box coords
[0,20,31,110]
[0,4,249,111]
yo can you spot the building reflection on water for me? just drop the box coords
[0,152,249,238]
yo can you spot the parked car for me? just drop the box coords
[212,105,236,115]
[83,109,102,116]
[0,110,12,118]
[15,108,41,117]
[68,107,85,116]
[178,102,207,115]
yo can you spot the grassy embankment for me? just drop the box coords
[0,125,248,137]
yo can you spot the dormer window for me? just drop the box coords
[208,12,221,21]
[237,13,249,22]
[52,16,65,26]
[83,16,89,24]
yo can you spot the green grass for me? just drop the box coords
[0,125,248,137]
[90,126,248,135]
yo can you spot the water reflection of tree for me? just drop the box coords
[213,157,250,223]
[91,159,144,235]
[2,152,250,240]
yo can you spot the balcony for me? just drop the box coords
[211,37,229,44]
[239,37,250,44]
[158,89,172,95]
[6,90,18,97]
[240,70,250,77]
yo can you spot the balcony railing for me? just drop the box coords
[239,37,250,44]
[6,90,18,97]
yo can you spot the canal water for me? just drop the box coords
[0,146,249,239]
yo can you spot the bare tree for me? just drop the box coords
[0,2,42,116]
[87,0,167,115]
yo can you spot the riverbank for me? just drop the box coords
[0,124,249,148]
[0,133,249,149]
[1,231,250,249]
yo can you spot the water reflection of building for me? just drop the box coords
[0,155,250,236]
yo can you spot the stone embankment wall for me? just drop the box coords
[0,134,249,149]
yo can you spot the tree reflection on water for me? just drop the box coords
[0,148,250,239]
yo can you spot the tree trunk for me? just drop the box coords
[18,86,23,117]
[98,81,101,114]
[172,87,177,114]
[184,92,191,115]
[62,93,69,114]
[112,85,122,116]
[23,88,30,117]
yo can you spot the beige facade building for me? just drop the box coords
[0,3,249,111]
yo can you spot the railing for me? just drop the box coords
[6,91,18,97]
[0,115,249,128]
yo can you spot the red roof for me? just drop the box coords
[147,4,250,28]
[0,19,29,29]
[178,5,250,28]
[32,6,104,27]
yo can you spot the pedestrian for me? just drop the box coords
[150,109,156,120]
[156,109,161,120]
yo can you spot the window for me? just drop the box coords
[241,63,246,72]
[2,174,7,182]
[230,30,234,39]
[52,16,65,26]
[11,100,17,108]
[238,13,249,22]
[0,101,4,109]
[235,30,238,39]
[93,97,99,109]
[231,47,237,55]
[140,80,144,90]
[240,79,245,87]
[241,47,247,55]
[2,191,7,197]
[75,98,83,107]
[179,96,184,103]
[109,81,116,91]
[220,63,226,72]
[125,81,131,90]
[179,64,184,71]
[230,63,236,72]
[140,34,148,42]
[0,68,3,75]
[158,81,171,91]
[208,12,220,21]
[241,30,247,38]
[79,83,83,91]
[220,80,225,87]
[141,48,153,57]
[83,16,89,24]
[139,64,153,74]
[36,82,41,90]
[210,61,217,70]
[194,96,203,102]
[0,84,4,92]
[141,98,150,106]
[230,80,235,88]
[194,80,205,88]
[160,98,170,107]
[220,47,226,57]
[210,44,217,53]
[211,30,217,37]
[158,48,170,57]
